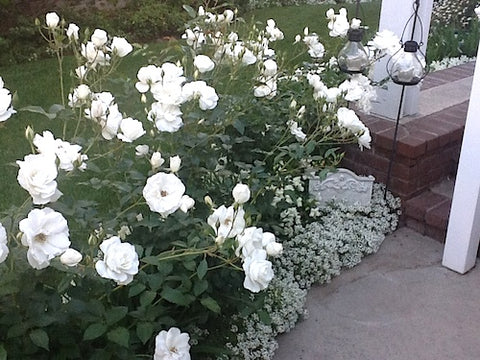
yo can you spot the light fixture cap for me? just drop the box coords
[403,40,419,53]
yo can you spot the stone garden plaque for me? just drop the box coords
[308,168,375,206]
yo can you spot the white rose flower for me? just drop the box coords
[91,28,108,48]
[66,23,79,40]
[232,183,250,204]
[288,120,307,142]
[95,236,139,285]
[135,144,149,157]
[198,85,218,110]
[19,207,70,270]
[242,249,274,293]
[169,155,181,173]
[350,18,362,29]
[265,241,283,257]
[150,151,165,170]
[236,226,264,258]
[148,102,184,133]
[262,59,278,77]
[193,55,215,73]
[0,86,16,122]
[117,117,145,142]
[143,172,186,217]
[45,12,60,29]
[358,128,371,150]
[135,65,163,93]
[60,248,82,267]
[208,205,245,241]
[0,223,9,264]
[476,6,480,19]
[154,327,191,360]
[17,153,62,204]
[111,37,133,57]
[337,107,366,133]
[101,105,123,140]
[81,41,110,68]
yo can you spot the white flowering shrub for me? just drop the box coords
[0,5,400,359]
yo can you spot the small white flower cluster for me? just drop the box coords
[81,90,145,142]
[208,184,282,293]
[0,76,15,122]
[281,183,401,289]
[429,55,476,72]
[135,62,218,133]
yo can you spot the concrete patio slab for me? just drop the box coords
[274,226,480,360]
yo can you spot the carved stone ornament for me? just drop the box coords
[308,168,375,207]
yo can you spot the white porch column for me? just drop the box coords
[370,0,433,119]
[442,43,480,274]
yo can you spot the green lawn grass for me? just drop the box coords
[0,3,381,213]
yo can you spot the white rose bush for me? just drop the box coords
[0,5,402,359]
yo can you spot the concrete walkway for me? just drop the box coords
[274,226,480,360]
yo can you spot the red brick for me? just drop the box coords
[404,191,448,220]
[425,199,452,230]
[405,218,426,235]
[396,135,427,159]
[425,226,447,243]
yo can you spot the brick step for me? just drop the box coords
[403,189,452,242]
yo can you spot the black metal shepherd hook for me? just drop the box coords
[383,0,427,199]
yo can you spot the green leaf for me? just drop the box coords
[200,296,221,314]
[136,322,154,344]
[128,283,146,298]
[83,323,107,341]
[141,256,160,266]
[0,344,7,360]
[233,119,245,135]
[29,329,49,351]
[182,4,197,18]
[7,323,27,338]
[197,259,208,280]
[140,291,157,307]
[107,327,130,348]
[19,105,57,119]
[105,306,128,325]
[161,287,194,306]
[193,279,208,296]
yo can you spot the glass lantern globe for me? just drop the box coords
[387,40,427,86]
[338,28,369,74]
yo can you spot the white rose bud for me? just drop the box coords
[60,248,83,267]
[232,183,250,204]
[46,12,60,29]
[91,28,108,48]
[66,23,79,40]
[179,195,195,213]
[204,195,213,207]
[193,55,215,73]
[150,151,165,170]
[169,155,181,173]
[111,37,133,57]
[76,84,91,101]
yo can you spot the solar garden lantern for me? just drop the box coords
[387,39,427,85]
[338,28,370,74]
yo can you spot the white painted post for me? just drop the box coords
[442,43,480,274]
[370,0,433,119]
